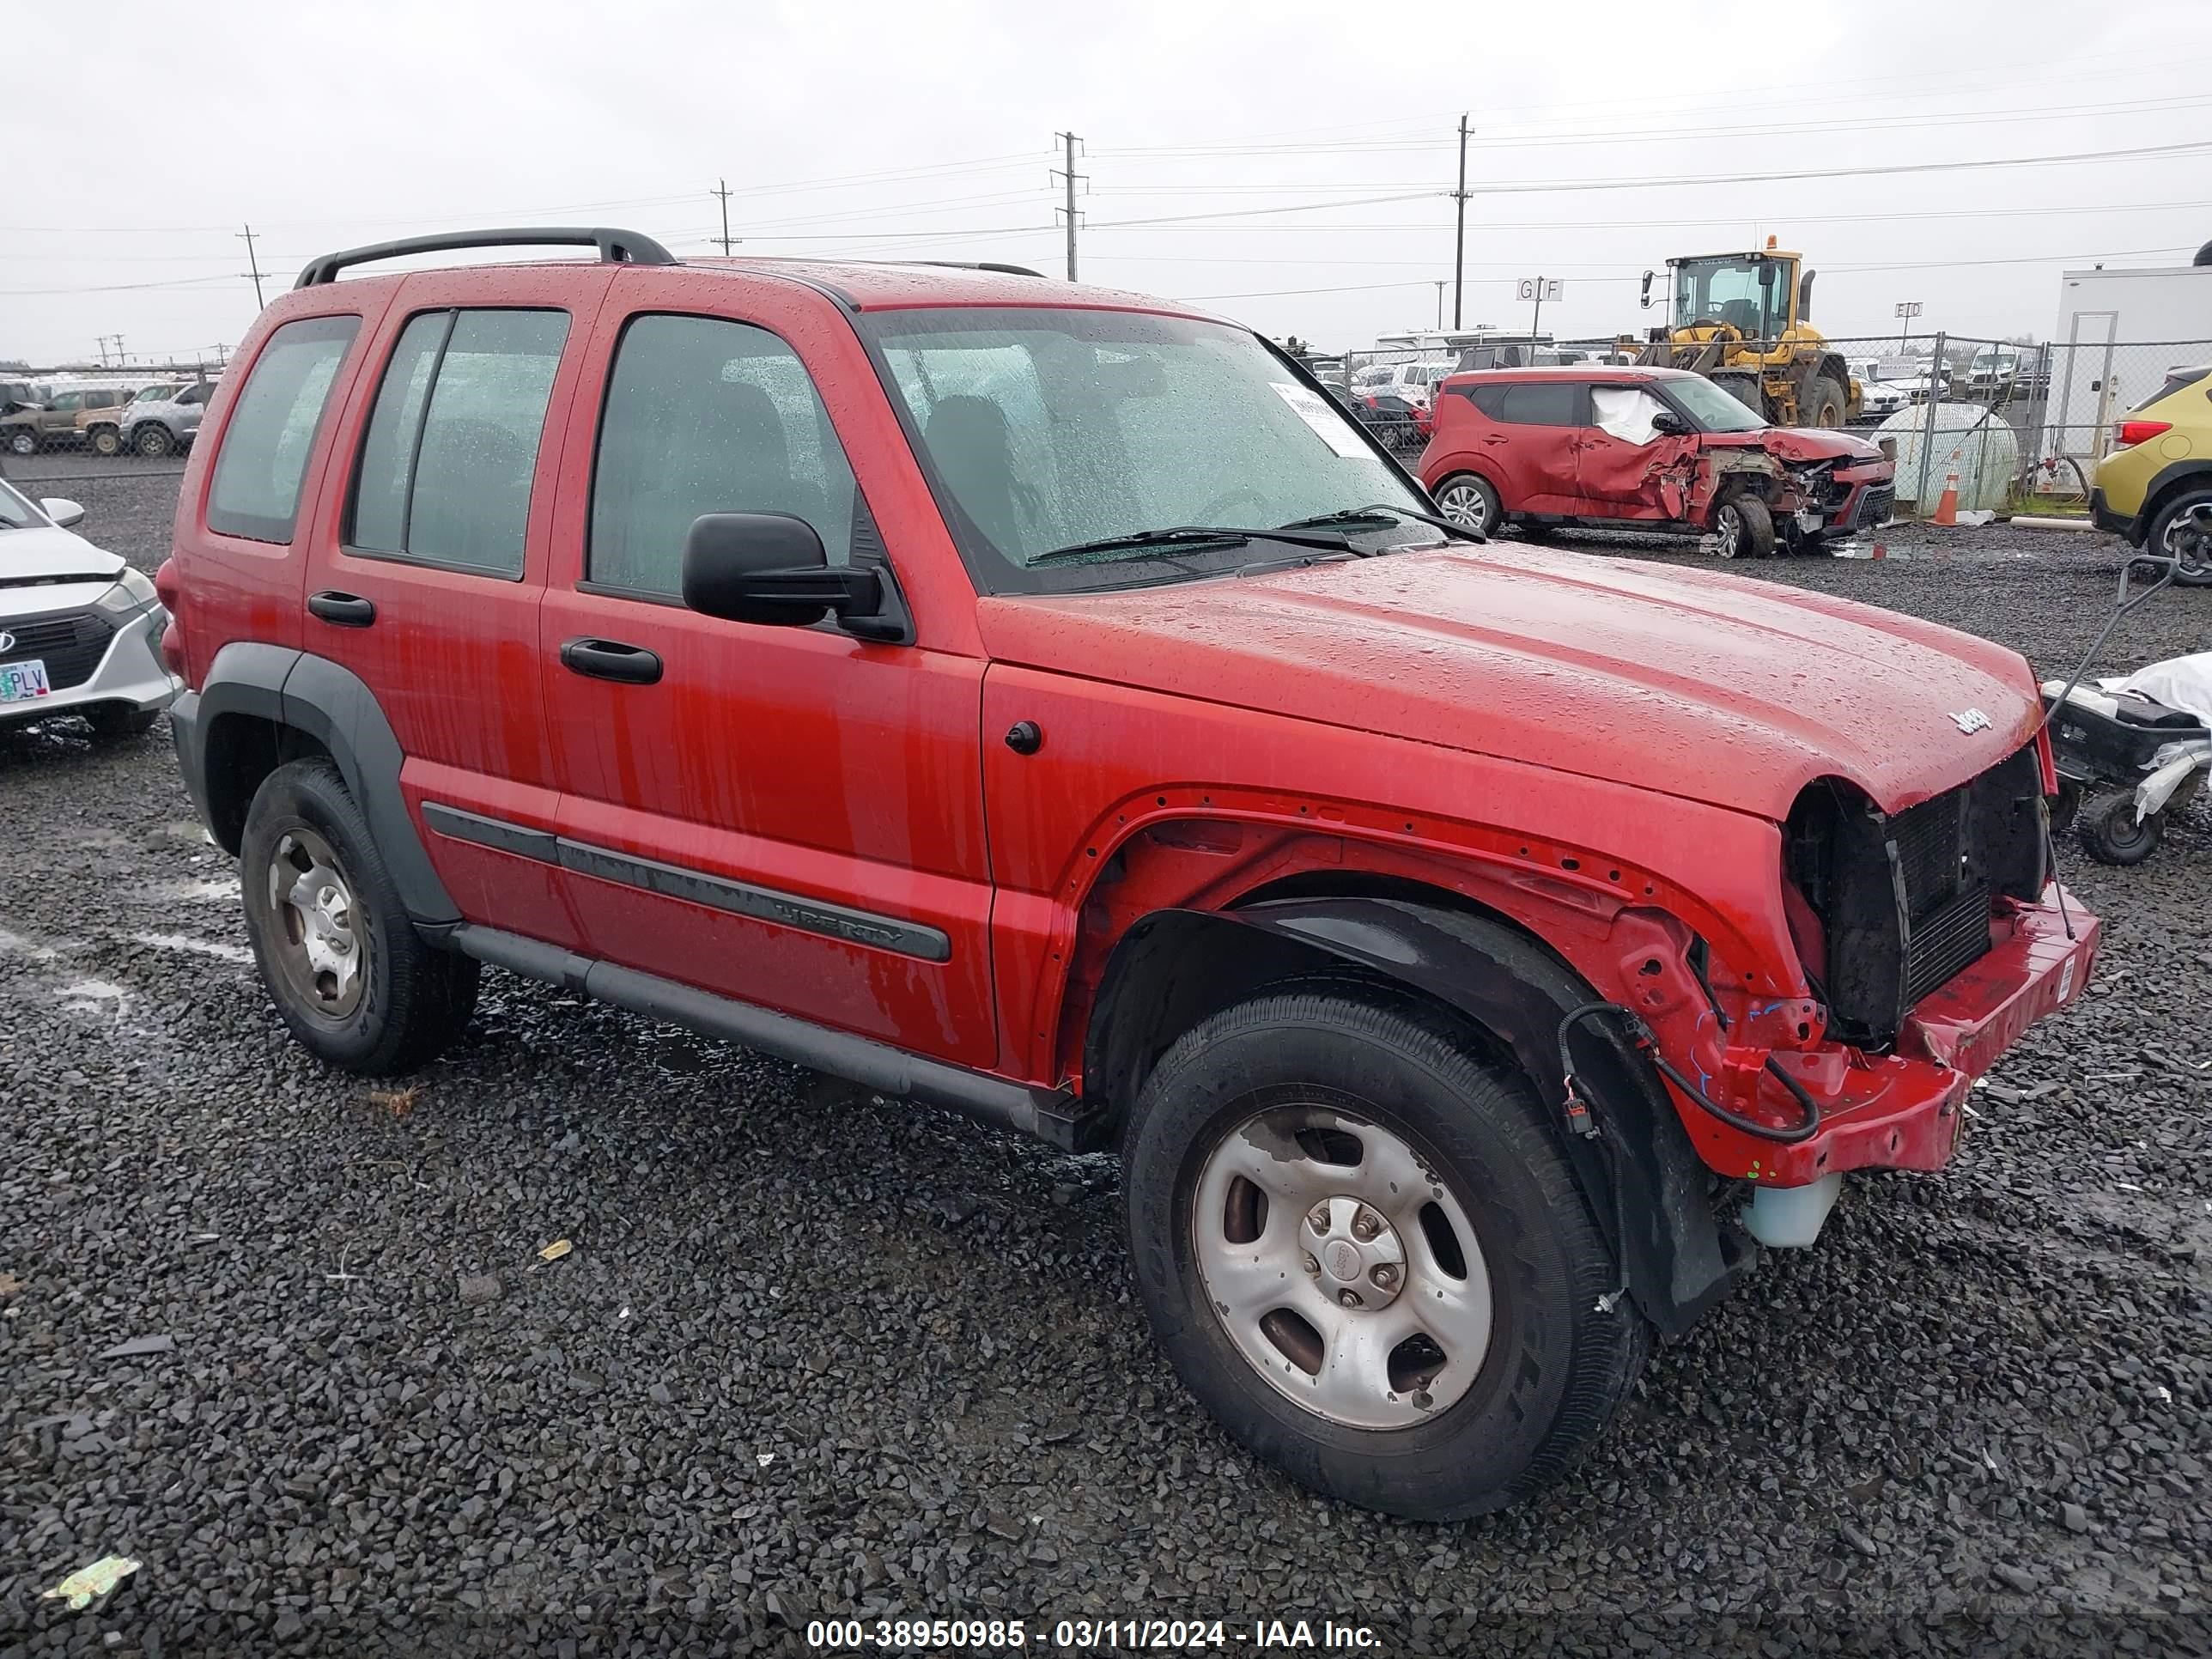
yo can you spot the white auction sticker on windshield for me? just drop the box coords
[1271,381,1371,459]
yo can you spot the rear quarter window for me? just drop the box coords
[207,315,361,543]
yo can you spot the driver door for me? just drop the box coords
[1573,384,1694,518]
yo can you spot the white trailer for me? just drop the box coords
[2045,262,2212,469]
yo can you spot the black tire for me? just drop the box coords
[6,428,40,457]
[133,423,174,459]
[1122,988,1648,1522]
[1799,374,1846,429]
[2076,793,2162,866]
[1515,523,1556,543]
[2148,488,2212,587]
[89,426,121,459]
[2051,777,2083,835]
[1792,529,1826,556]
[1713,494,1776,558]
[1431,472,1500,537]
[240,757,479,1073]
[82,702,161,739]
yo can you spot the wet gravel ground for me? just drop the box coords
[3,477,2208,1656]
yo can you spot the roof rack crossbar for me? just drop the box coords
[913,260,1048,279]
[294,227,678,289]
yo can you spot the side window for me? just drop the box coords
[1498,383,1583,426]
[178,385,210,407]
[346,308,569,578]
[588,313,860,598]
[1467,383,1510,420]
[207,314,360,544]
[1590,386,1668,445]
[52,392,84,412]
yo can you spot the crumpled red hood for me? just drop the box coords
[1708,426,1888,466]
[977,545,2038,821]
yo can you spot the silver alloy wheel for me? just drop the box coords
[1714,503,1744,558]
[1191,1103,1492,1431]
[7,430,34,455]
[1435,479,1493,533]
[266,828,365,1018]
[2164,500,2212,578]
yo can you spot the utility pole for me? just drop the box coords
[238,224,265,309]
[1451,114,1470,331]
[1052,131,1085,281]
[713,179,737,256]
[1433,281,1446,331]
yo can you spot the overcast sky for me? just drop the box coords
[6,0,2211,368]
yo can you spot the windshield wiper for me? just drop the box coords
[1279,502,1486,544]
[1025,523,1352,568]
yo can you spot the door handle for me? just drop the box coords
[561,636,663,685]
[1480,434,1510,445]
[307,590,376,627]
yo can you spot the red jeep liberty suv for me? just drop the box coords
[160,228,2095,1522]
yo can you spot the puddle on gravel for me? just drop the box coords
[57,977,131,1012]
[129,931,252,965]
[142,877,241,904]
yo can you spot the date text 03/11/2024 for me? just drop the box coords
[804,1618,1385,1650]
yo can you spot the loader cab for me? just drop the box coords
[1670,252,1807,341]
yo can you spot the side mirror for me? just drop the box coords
[42,497,86,529]
[1639,270,1655,310]
[681,512,880,629]
[1649,410,1685,435]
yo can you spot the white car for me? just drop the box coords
[0,477,182,737]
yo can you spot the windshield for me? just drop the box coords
[861,307,1429,592]
[1672,257,1780,338]
[1665,375,1769,433]
[0,477,46,531]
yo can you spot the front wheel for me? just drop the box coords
[1431,472,1500,537]
[83,702,161,739]
[240,757,480,1073]
[1122,988,1647,1521]
[1799,374,1846,429]
[2076,792,2162,866]
[1713,495,1776,559]
[6,428,38,457]
[134,424,175,459]
[89,427,122,459]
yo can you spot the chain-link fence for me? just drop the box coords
[1300,330,2212,512]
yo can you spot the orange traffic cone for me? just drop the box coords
[1932,451,1961,526]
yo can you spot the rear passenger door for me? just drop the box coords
[538,275,999,1071]
[299,270,615,945]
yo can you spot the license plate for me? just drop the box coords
[0,659,52,703]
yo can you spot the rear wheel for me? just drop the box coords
[1431,473,1499,536]
[1799,374,1846,429]
[2076,792,2162,866]
[2149,489,2212,587]
[89,426,121,458]
[240,757,479,1073]
[134,423,174,459]
[1121,988,1647,1521]
[1713,495,1776,559]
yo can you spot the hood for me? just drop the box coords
[976,546,2038,821]
[0,523,122,583]
[1709,426,1887,465]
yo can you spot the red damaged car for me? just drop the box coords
[164,230,2085,1522]
[1421,364,1895,556]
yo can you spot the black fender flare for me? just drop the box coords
[1089,896,1743,1334]
[174,645,459,927]
[2138,459,2212,543]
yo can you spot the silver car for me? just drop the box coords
[118,380,218,459]
[0,477,181,737]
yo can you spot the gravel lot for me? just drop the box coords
[3,471,2208,1657]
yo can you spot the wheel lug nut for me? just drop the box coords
[1370,1264,1399,1289]
[1307,1203,1332,1232]
[1300,1253,1320,1277]
[1351,1211,1381,1242]
[1337,1289,1361,1309]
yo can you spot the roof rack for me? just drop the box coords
[912,260,1048,279]
[294,227,678,289]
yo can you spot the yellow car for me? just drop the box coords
[2091,363,2212,584]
